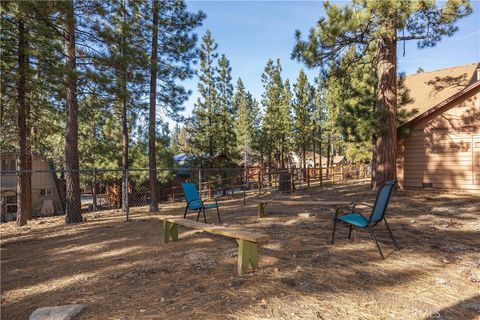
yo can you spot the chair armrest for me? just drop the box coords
[352,202,373,211]
[202,196,219,206]
[333,205,354,220]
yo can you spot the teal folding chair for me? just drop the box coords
[181,182,221,223]
[331,180,400,259]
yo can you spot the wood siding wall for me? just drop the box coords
[397,88,480,191]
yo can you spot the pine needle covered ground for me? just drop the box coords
[1,182,479,319]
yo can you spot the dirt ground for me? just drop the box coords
[1,181,479,320]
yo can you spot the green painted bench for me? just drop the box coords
[257,200,351,218]
[159,216,270,275]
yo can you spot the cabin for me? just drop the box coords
[291,152,348,168]
[397,63,480,191]
[0,152,63,221]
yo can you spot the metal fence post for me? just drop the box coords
[290,167,294,193]
[198,167,202,197]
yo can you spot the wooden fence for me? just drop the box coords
[160,164,371,202]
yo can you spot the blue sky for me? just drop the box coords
[169,0,480,128]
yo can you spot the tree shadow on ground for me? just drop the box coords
[1,182,479,319]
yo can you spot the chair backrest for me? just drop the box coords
[181,182,201,207]
[369,180,396,224]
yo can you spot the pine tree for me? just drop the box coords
[93,0,149,217]
[148,0,160,212]
[63,0,82,223]
[260,59,289,169]
[1,1,66,225]
[147,0,204,212]
[189,30,219,168]
[278,79,293,168]
[292,69,314,171]
[216,54,236,165]
[234,78,261,167]
[292,0,472,189]
[170,123,181,154]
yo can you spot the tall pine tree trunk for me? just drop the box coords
[148,0,159,212]
[121,82,128,216]
[326,134,331,177]
[16,17,29,227]
[64,0,82,223]
[302,145,306,178]
[312,134,316,171]
[373,33,397,190]
[121,0,129,218]
[91,118,97,211]
[318,127,323,186]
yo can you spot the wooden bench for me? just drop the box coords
[159,216,269,275]
[257,200,351,218]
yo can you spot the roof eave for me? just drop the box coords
[399,80,480,129]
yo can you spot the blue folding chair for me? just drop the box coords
[331,180,400,259]
[181,182,221,223]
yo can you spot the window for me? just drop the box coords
[4,195,17,214]
[40,188,53,197]
[1,159,16,174]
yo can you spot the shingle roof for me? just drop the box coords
[401,62,480,124]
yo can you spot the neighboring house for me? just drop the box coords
[321,155,347,167]
[0,152,63,221]
[397,63,480,191]
[291,152,347,168]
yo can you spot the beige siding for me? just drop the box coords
[397,88,480,191]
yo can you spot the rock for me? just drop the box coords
[30,304,84,320]
[298,213,314,218]
[435,277,447,285]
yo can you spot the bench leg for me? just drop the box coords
[163,221,178,244]
[236,239,258,275]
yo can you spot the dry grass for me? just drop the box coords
[1,181,479,320]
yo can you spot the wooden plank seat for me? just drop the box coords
[257,200,352,218]
[159,215,269,275]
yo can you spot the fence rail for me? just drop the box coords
[1,164,370,222]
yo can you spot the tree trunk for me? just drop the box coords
[91,118,97,211]
[16,17,29,227]
[312,134,316,174]
[326,134,331,177]
[370,134,377,188]
[64,0,82,224]
[319,127,323,186]
[148,0,159,212]
[121,0,129,219]
[373,34,397,190]
[302,145,306,176]
[91,171,97,212]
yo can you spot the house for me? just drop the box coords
[0,152,63,221]
[291,152,348,168]
[321,155,347,167]
[397,63,480,191]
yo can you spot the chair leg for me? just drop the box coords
[384,218,400,250]
[184,206,188,219]
[202,207,207,223]
[216,206,221,223]
[348,225,353,239]
[368,226,384,259]
[331,220,337,245]
[196,209,201,221]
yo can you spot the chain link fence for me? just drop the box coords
[1,164,371,222]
